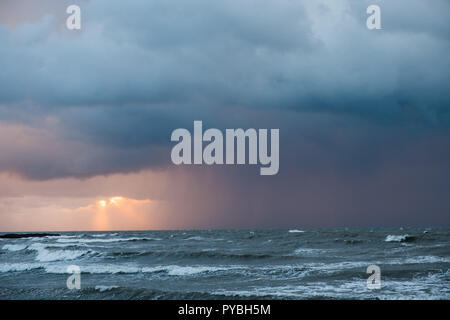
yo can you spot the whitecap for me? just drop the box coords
[385,234,412,242]
[91,233,118,237]
[185,236,205,241]
[398,256,450,264]
[2,244,28,252]
[42,264,229,275]
[0,263,43,273]
[293,248,326,256]
[162,265,228,276]
[95,285,119,292]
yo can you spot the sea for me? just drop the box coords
[0,228,449,300]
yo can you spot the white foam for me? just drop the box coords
[400,256,450,264]
[43,242,88,248]
[27,243,91,262]
[385,234,410,242]
[0,263,42,273]
[163,265,227,276]
[305,261,370,273]
[185,236,205,241]
[0,263,126,274]
[289,229,305,233]
[44,264,231,275]
[293,248,326,256]
[2,244,28,252]
[95,285,119,292]
[214,274,450,300]
[36,249,89,262]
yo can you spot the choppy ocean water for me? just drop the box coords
[0,228,449,300]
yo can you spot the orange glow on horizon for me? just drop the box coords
[0,170,169,232]
[91,196,154,230]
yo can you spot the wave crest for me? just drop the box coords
[385,235,416,243]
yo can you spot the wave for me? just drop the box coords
[27,243,93,262]
[3,242,94,262]
[288,230,305,233]
[56,237,160,244]
[0,263,93,274]
[293,248,327,256]
[0,263,43,273]
[184,236,224,241]
[106,249,276,260]
[92,233,118,238]
[95,285,119,292]
[185,236,205,241]
[57,235,81,239]
[1,263,233,275]
[2,244,28,252]
[397,255,450,264]
[1,254,448,277]
[0,233,59,239]
[143,265,230,276]
[212,272,450,299]
[4,241,280,263]
[0,262,235,276]
[385,234,416,243]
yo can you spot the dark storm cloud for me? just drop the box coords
[0,0,449,181]
[0,0,448,117]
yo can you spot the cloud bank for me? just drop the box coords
[0,0,449,228]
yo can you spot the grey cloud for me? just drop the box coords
[0,0,449,181]
[0,0,448,120]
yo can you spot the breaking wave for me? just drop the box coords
[2,243,94,262]
[385,235,416,243]
[288,230,305,233]
[2,244,28,252]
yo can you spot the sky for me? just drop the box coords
[0,0,449,231]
